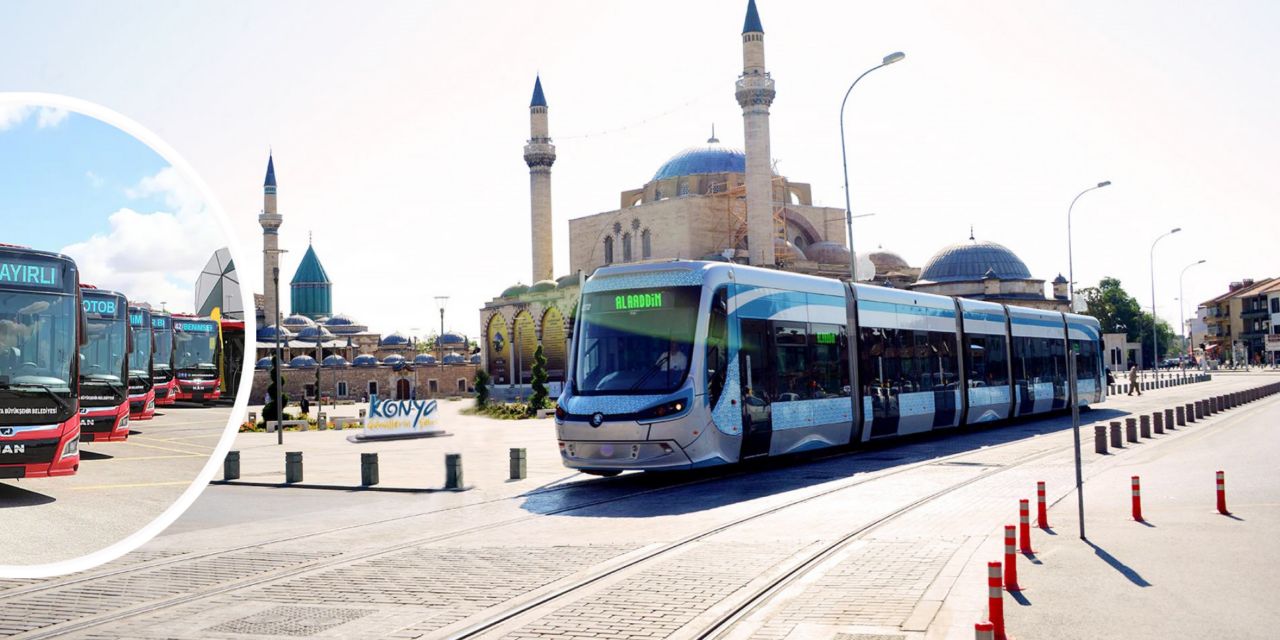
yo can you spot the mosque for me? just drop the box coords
[249,155,480,403]
[479,0,1069,391]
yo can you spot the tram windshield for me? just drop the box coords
[175,321,218,371]
[575,286,699,395]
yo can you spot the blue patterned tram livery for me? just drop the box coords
[555,261,1105,475]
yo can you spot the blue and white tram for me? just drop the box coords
[555,261,1104,475]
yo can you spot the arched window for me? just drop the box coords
[603,236,614,264]
[622,232,633,262]
[642,229,652,258]
[677,179,690,196]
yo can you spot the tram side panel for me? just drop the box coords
[1064,312,1104,406]
[957,298,1014,424]
[1006,306,1069,416]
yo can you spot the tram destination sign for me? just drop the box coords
[613,291,667,311]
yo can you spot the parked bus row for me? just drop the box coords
[0,244,223,480]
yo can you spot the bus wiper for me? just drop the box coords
[0,381,69,412]
[83,374,128,396]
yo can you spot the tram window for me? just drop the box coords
[966,334,1009,387]
[772,321,808,401]
[927,331,958,389]
[809,323,849,397]
[705,287,728,408]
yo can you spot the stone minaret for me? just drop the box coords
[524,76,556,283]
[736,0,776,267]
[259,154,283,326]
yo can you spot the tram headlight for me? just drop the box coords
[554,404,566,421]
[635,398,688,422]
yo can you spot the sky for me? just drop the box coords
[2,0,1276,338]
[0,105,224,311]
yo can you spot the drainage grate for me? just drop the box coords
[204,605,373,636]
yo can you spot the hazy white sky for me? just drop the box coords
[3,1,1276,338]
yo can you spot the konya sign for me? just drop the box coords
[363,395,437,437]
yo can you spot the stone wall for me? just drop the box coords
[249,363,478,404]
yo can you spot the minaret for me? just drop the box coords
[259,154,283,326]
[524,76,556,283]
[736,0,776,267]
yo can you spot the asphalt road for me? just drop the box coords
[0,403,232,567]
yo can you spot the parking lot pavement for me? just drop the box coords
[0,404,231,567]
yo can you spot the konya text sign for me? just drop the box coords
[363,395,437,436]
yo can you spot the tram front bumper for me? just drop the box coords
[559,439,692,471]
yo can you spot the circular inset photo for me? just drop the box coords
[0,94,250,574]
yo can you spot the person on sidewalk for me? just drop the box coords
[300,396,310,415]
[1128,364,1142,396]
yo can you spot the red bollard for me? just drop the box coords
[1018,499,1034,553]
[1004,525,1021,591]
[1217,470,1230,515]
[1037,481,1050,529]
[988,561,1006,640]
[1132,476,1143,522]
[975,621,995,640]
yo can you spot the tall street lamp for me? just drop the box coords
[1149,227,1182,381]
[840,51,904,282]
[1179,259,1207,369]
[1066,181,1111,309]
[434,296,449,363]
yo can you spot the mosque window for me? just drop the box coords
[604,236,614,264]
[677,179,690,196]
[642,229,652,258]
[622,232,633,262]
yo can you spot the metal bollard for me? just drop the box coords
[509,447,527,480]
[317,412,328,430]
[1110,421,1123,448]
[247,411,257,424]
[1176,405,1186,426]
[975,621,995,640]
[361,452,379,486]
[445,453,463,489]
[1126,417,1138,443]
[987,562,1005,640]
[224,450,240,481]
[1095,425,1108,454]
[1153,411,1163,434]
[1195,400,1204,420]
[1164,408,1174,430]
[285,451,303,484]
[1139,414,1151,438]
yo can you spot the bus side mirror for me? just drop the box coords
[78,305,89,347]
[127,325,134,352]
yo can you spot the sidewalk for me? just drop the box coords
[942,386,1280,639]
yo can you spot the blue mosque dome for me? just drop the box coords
[321,354,348,367]
[414,353,437,365]
[352,354,379,367]
[470,354,482,364]
[255,357,273,369]
[442,353,465,365]
[296,325,334,342]
[436,331,468,347]
[652,142,749,182]
[290,243,333,320]
[256,324,293,342]
[282,314,315,329]
[380,331,411,346]
[918,239,1032,284]
[381,354,405,366]
[288,355,318,368]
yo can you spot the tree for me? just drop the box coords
[528,343,549,414]
[1078,276,1176,366]
[474,367,491,408]
[262,354,289,421]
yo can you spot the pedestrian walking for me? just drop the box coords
[300,396,310,415]
[1127,364,1142,396]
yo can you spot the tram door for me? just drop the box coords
[738,318,772,459]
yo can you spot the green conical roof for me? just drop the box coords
[290,244,331,285]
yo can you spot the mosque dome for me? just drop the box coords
[774,237,807,262]
[323,313,364,335]
[414,354,437,365]
[255,357,273,369]
[256,324,293,342]
[295,325,335,342]
[321,354,349,367]
[380,331,411,346]
[919,239,1032,283]
[288,355,318,368]
[381,354,406,366]
[555,274,579,289]
[501,283,529,298]
[442,353,465,364]
[352,354,379,367]
[868,249,911,272]
[698,253,732,262]
[436,331,468,347]
[652,142,753,181]
[530,279,557,293]
[804,241,850,265]
[283,314,315,329]
[470,354,482,364]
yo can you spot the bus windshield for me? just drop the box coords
[83,314,127,385]
[175,321,218,370]
[153,316,173,371]
[128,310,152,380]
[574,286,699,395]
[0,290,77,399]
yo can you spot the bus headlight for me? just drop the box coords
[61,439,79,459]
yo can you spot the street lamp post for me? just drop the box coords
[839,51,904,282]
[1149,228,1182,382]
[1179,259,1207,372]
[434,295,449,364]
[1066,181,1111,309]
[273,266,283,445]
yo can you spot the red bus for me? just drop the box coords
[127,305,156,420]
[172,315,221,403]
[79,285,132,442]
[0,245,83,478]
[150,310,177,406]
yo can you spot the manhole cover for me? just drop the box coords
[205,605,372,636]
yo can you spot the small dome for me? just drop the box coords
[325,313,355,326]
[436,331,467,346]
[442,353,465,364]
[530,279,557,293]
[1053,273,1069,284]
[805,241,851,265]
[282,314,316,329]
[315,316,331,324]
[868,250,910,272]
[256,324,293,342]
[296,325,335,342]
[380,331,411,346]
[288,355,318,368]
[652,142,763,181]
[255,357,273,369]
[555,274,579,289]
[321,354,348,367]
[470,354,482,364]
[919,239,1032,283]
[352,354,379,367]
[774,237,807,262]
[381,354,406,365]
[414,353,437,365]
[501,283,529,298]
